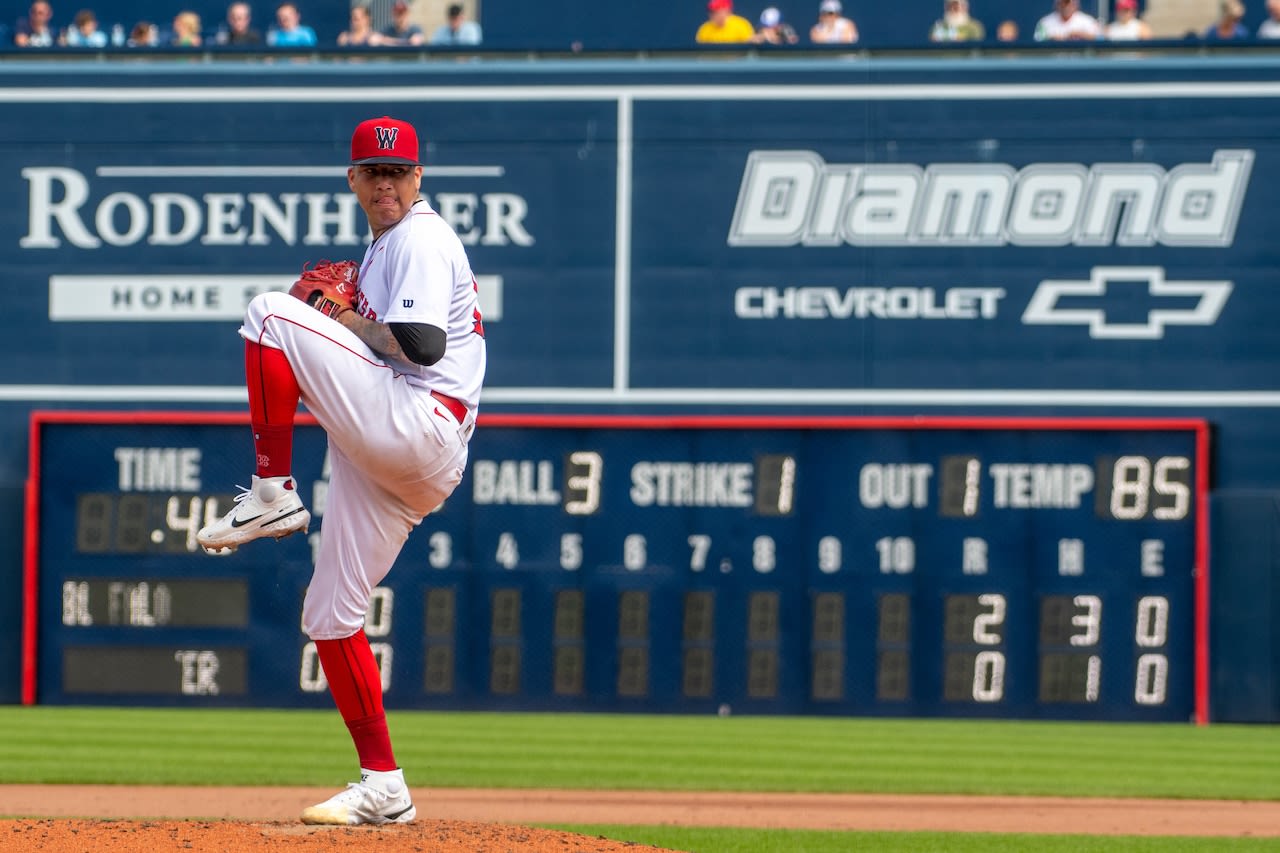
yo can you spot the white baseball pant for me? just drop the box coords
[242,291,469,640]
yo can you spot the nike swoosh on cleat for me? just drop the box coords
[229,507,306,528]
[385,805,415,821]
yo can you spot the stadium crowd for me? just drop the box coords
[8,0,1280,49]
[8,0,482,48]
[695,0,1280,44]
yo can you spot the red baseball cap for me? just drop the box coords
[708,0,732,11]
[350,116,422,166]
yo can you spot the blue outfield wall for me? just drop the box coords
[1,56,1277,720]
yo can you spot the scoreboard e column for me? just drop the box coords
[23,412,1209,723]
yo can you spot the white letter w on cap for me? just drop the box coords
[374,126,399,150]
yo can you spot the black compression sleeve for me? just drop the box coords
[389,322,447,366]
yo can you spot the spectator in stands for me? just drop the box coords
[62,8,106,46]
[929,0,985,41]
[696,0,755,43]
[219,2,262,45]
[171,10,202,46]
[267,2,316,46]
[14,1,56,47]
[809,0,858,43]
[753,7,799,43]
[1203,0,1249,39]
[1034,0,1101,40]
[1260,0,1280,37]
[339,3,378,45]
[1105,0,1152,40]
[429,3,482,45]
[127,19,158,45]
[995,19,1018,40]
[381,0,425,46]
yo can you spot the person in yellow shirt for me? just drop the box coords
[696,0,755,42]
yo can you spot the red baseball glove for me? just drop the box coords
[288,260,359,319]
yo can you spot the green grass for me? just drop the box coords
[3,708,1277,852]
[548,826,1280,853]
[0,707,1276,801]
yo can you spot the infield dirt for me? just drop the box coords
[3,785,1280,851]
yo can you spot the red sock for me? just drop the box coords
[314,630,397,771]
[244,341,300,478]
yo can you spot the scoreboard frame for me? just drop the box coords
[21,411,1211,723]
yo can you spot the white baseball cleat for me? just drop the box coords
[300,768,417,826]
[196,475,311,555]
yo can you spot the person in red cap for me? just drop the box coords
[696,0,755,42]
[196,115,486,825]
[1105,0,1152,39]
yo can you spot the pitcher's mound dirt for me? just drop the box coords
[1,818,680,852]
[3,785,1279,851]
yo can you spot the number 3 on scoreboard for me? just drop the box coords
[564,451,603,515]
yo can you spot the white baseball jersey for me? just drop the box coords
[238,196,487,641]
[354,197,487,412]
[1034,11,1101,41]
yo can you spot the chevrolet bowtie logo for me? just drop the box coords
[1022,266,1232,340]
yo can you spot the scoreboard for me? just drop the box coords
[22,412,1210,722]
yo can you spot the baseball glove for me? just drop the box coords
[288,260,359,319]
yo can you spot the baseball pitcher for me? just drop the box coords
[197,115,487,825]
